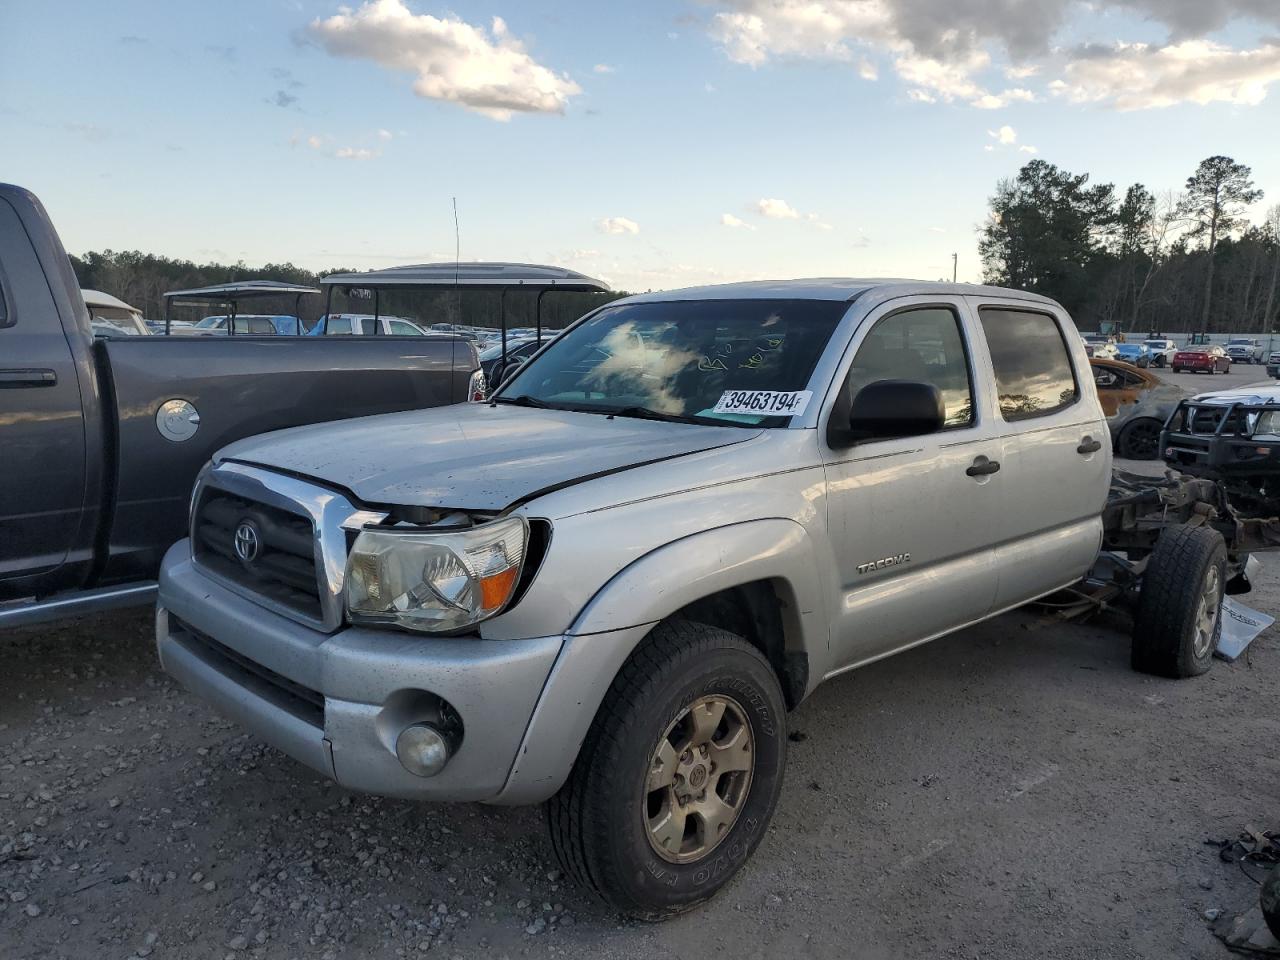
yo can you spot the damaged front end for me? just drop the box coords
[1161,396,1280,519]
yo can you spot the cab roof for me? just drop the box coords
[621,278,1061,307]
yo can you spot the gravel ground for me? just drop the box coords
[2,566,1277,959]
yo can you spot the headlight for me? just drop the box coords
[346,517,528,632]
[1254,410,1280,436]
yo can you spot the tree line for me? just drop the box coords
[981,156,1278,334]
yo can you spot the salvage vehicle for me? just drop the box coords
[158,275,1257,917]
[1090,358,1181,460]
[1161,384,1280,518]
[1083,333,1118,358]
[1172,345,1231,374]
[1113,343,1150,368]
[1225,337,1265,365]
[0,183,499,628]
[1143,338,1177,367]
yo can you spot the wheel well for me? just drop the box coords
[671,579,808,710]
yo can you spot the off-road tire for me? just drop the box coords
[1132,525,1226,678]
[546,620,787,918]
[1117,418,1163,460]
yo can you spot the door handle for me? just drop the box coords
[1077,436,1102,454]
[0,368,57,388]
[966,457,1001,478]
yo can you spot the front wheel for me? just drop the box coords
[547,620,787,917]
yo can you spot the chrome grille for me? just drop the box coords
[193,491,322,620]
[189,461,386,632]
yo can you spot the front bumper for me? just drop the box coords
[157,541,564,802]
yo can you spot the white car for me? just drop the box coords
[311,314,430,336]
[1082,334,1118,358]
[1142,338,1177,368]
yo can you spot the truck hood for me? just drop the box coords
[1192,384,1280,405]
[216,403,762,512]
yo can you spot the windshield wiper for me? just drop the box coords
[490,394,554,409]
[604,405,735,427]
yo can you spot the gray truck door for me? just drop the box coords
[970,301,1109,611]
[0,196,88,583]
[820,297,1001,672]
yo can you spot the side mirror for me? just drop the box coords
[829,379,944,447]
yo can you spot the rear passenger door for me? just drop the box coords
[972,302,1110,612]
[821,298,1002,671]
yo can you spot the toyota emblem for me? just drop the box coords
[234,520,262,564]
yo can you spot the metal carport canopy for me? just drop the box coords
[319,262,609,292]
[161,280,321,335]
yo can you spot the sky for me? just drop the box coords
[3,0,1280,292]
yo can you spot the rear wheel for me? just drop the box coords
[1118,418,1162,460]
[1132,525,1226,678]
[547,620,787,917]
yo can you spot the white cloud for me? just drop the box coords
[1053,40,1280,110]
[299,133,380,160]
[1019,144,1038,153]
[308,0,581,121]
[703,0,1280,111]
[597,216,640,235]
[929,226,947,233]
[593,63,616,74]
[376,128,393,140]
[989,125,1018,145]
[721,213,757,230]
[757,197,801,219]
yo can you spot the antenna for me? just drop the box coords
[452,197,461,324]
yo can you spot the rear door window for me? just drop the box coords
[979,308,1079,421]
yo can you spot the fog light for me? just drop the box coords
[396,723,451,778]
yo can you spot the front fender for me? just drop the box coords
[493,518,830,805]
[570,517,828,640]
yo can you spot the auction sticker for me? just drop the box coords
[713,390,812,416]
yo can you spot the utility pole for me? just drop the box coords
[951,253,958,283]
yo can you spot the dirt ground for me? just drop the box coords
[3,563,1277,959]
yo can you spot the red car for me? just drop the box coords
[1171,345,1231,374]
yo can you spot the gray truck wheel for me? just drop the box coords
[546,620,787,918]
[1131,525,1226,678]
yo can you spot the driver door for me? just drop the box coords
[820,298,1002,672]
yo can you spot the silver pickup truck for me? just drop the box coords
[157,280,1113,916]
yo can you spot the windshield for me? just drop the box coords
[496,298,847,426]
[1144,340,1165,348]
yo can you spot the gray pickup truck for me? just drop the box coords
[0,184,484,627]
[155,280,1153,915]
